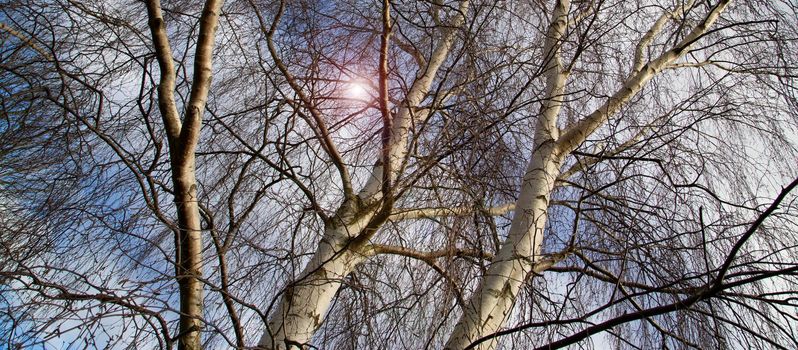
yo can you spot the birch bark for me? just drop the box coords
[258,208,374,350]
[259,2,470,348]
[445,1,570,347]
[445,1,731,349]
[144,1,224,349]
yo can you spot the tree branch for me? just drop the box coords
[144,0,182,141]
[251,0,354,199]
[557,0,731,155]
[388,203,515,221]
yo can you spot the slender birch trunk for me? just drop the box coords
[170,163,204,350]
[445,1,569,346]
[145,1,224,348]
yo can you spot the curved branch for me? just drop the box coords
[249,0,354,198]
[557,0,731,155]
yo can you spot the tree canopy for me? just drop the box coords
[1,0,798,349]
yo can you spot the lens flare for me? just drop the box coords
[346,82,369,100]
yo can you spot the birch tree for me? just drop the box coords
[144,0,224,348]
[446,0,734,347]
[1,0,798,349]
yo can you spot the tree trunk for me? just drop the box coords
[259,207,375,350]
[145,0,224,348]
[172,166,204,350]
[258,2,470,347]
[444,1,731,348]
[445,131,562,350]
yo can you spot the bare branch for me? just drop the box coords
[388,203,515,221]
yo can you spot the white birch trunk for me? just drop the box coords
[259,3,471,348]
[258,211,373,350]
[444,125,563,350]
[443,1,730,348]
[445,1,569,346]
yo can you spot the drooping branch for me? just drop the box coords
[252,0,354,198]
[557,125,649,182]
[1,268,173,349]
[558,0,731,155]
[0,22,53,61]
[368,244,495,262]
[712,176,798,290]
[466,176,798,350]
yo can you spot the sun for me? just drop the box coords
[346,81,370,100]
